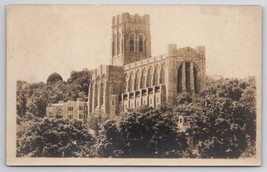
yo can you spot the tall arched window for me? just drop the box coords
[160,63,165,84]
[139,35,144,52]
[177,65,183,93]
[193,66,199,93]
[147,66,153,87]
[141,68,147,88]
[89,84,93,112]
[114,34,117,55]
[154,64,160,85]
[94,84,98,107]
[129,72,134,92]
[124,74,128,92]
[135,70,140,90]
[112,41,115,56]
[185,62,190,92]
[117,33,121,55]
[129,33,135,52]
[100,83,104,106]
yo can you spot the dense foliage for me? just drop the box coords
[17,117,95,157]
[174,76,257,158]
[67,69,92,96]
[97,106,189,158]
[16,69,92,119]
[16,75,257,158]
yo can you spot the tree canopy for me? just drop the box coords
[16,75,257,158]
[17,117,95,157]
[16,69,92,120]
[97,106,189,158]
[174,76,256,158]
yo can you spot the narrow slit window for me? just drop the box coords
[130,33,134,52]
[139,35,143,52]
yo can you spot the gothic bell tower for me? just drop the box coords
[110,13,151,66]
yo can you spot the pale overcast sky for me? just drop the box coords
[7,5,262,82]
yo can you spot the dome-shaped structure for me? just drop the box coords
[47,72,63,84]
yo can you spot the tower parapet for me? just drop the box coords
[111,13,151,66]
[168,44,177,56]
[112,13,150,26]
[197,46,205,58]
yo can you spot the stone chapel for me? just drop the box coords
[88,12,206,117]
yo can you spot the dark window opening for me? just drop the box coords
[100,84,104,106]
[139,35,143,52]
[177,65,183,93]
[117,34,120,55]
[130,34,134,52]
[186,62,190,92]
[194,66,199,93]
[161,63,165,84]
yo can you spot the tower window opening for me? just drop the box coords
[130,33,135,52]
[139,35,143,52]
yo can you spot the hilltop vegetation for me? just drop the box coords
[16,75,257,158]
[16,69,92,119]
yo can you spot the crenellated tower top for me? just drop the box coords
[110,13,151,66]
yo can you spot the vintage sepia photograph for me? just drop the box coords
[6,5,262,166]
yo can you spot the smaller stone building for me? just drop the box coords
[46,98,88,122]
[46,101,64,117]
[177,115,191,132]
